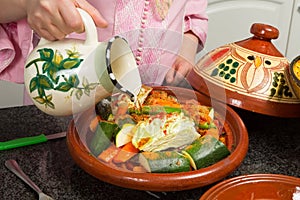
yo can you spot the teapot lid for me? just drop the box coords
[235,23,283,57]
[187,23,300,118]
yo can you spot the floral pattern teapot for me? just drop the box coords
[187,23,300,117]
[24,8,141,116]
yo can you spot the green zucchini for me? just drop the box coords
[197,121,216,129]
[89,121,120,157]
[139,151,191,173]
[182,135,230,170]
[129,106,182,115]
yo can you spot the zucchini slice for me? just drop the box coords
[89,121,120,157]
[182,135,230,170]
[129,106,182,115]
[139,151,191,173]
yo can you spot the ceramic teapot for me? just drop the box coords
[24,9,141,116]
[187,23,300,117]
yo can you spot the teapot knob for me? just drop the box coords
[250,23,279,40]
[235,23,283,57]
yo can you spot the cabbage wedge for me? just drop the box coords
[131,112,200,152]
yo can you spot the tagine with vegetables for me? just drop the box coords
[87,85,231,173]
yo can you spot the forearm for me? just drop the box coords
[0,0,27,23]
[179,31,199,64]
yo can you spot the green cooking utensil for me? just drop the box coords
[0,132,66,150]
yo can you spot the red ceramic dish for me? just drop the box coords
[66,86,249,191]
[200,174,300,200]
[187,23,300,118]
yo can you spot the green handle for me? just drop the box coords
[0,134,48,151]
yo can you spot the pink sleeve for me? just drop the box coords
[0,19,34,84]
[184,0,208,47]
[0,25,15,74]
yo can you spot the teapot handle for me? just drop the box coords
[38,8,98,46]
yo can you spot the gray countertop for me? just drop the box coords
[0,105,299,200]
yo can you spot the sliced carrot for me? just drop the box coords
[89,115,101,132]
[122,142,139,153]
[97,144,120,163]
[132,166,147,173]
[113,142,139,163]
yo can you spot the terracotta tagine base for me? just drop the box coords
[66,86,249,191]
[188,23,300,118]
[199,174,300,200]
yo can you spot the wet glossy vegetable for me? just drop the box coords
[139,151,191,173]
[182,135,230,170]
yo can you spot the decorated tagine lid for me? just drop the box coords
[187,23,300,118]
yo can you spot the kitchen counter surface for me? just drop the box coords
[0,105,299,200]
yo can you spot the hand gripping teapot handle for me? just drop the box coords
[38,8,98,46]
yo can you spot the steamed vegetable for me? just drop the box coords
[89,86,231,173]
[182,135,230,170]
[115,123,135,147]
[90,121,120,156]
[113,142,139,163]
[97,144,120,162]
[139,151,191,173]
[128,106,182,115]
[131,112,200,152]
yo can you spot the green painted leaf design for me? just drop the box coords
[46,101,55,109]
[38,75,54,90]
[38,87,45,97]
[34,96,46,104]
[55,82,72,92]
[42,62,52,73]
[46,94,53,101]
[75,89,83,100]
[84,88,91,96]
[60,58,83,69]
[82,77,89,87]
[27,47,97,110]
[53,51,63,66]
[46,65,59,84]
[88,83,98,90]
[68,75,80,87]
[29,77,38,93]
[66,49,80,58]
[38,48,54,62]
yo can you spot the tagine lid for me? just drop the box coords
[187,23,300,118]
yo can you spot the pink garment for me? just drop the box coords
[0,0,208,86]
[0,20,33,83]
[91,0,208,85]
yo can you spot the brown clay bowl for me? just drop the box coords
[200,174,300,200]
[187,23,300,118]
[66,86,249,191]
[187,69,300,118]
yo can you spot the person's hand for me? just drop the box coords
[164,31,199,87]
[24,0,108,41]
[164,56,194,87]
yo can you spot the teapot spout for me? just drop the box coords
[97,36,142,102]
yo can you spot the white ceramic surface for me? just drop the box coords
[24,9,141,116]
